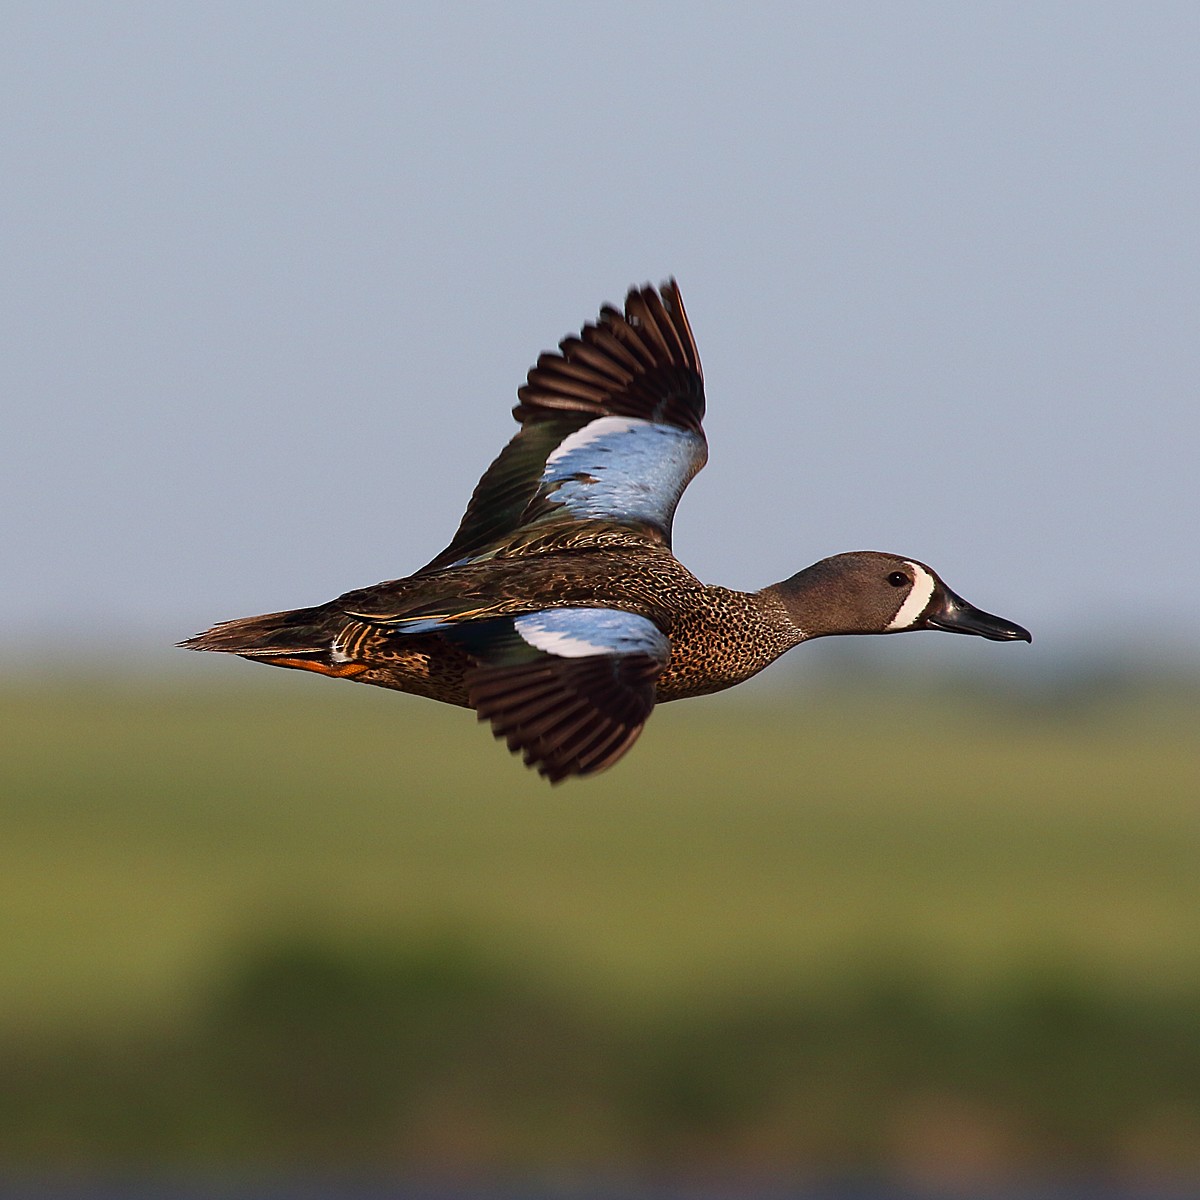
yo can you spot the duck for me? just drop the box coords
[183,280,1030,781]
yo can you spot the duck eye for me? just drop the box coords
[887,571,909,587]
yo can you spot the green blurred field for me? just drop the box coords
[4,669,1198,1028]
[3,668,1199,1172]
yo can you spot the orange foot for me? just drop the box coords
[270,657,369,678]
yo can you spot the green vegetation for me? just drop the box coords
[2,669,1198,1177]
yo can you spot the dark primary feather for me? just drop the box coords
[515,281,703,430]
[469,652,662,783]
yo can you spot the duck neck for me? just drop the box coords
[758,562,853,641]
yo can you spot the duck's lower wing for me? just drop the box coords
[420,607,670,782]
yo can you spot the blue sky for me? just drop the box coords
[3,3,1197,667]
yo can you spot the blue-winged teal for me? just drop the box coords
[184,281,1030,781]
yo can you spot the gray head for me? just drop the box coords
[770,551,1032,643]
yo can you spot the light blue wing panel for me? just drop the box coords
[526,415,707,539]
[510,608,671,661]
[398,606,671,782]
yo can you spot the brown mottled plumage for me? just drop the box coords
[184,281,1029,781]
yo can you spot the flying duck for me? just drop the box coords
[184,281,1030,781]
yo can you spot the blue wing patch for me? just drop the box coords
[512,608,670,661]
[384,616,451,635]
[533,416,707,535]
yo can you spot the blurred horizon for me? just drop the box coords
[5,623,1199,687]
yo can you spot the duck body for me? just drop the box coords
[185,281,1029,781]
[193,545,797,708]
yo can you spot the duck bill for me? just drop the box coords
[922,586,1032,642]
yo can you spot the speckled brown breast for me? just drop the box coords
[654,586,800,701]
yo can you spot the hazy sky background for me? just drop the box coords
[3,3,1197,670]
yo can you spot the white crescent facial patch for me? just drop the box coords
[886,561,937,631]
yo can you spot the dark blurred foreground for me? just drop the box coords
[4,931,1200,1183]
[3,1178,1199,1200]
[1,1176,1198,1200]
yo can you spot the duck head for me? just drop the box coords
[770,551,1032,643]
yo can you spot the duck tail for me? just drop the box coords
[179,604,331,659]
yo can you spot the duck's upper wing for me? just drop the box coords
[418,280,707,574]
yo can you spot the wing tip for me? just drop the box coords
[467,642,663,783]
[514,278,705,430]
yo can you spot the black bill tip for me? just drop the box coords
[923,588,1032,643]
